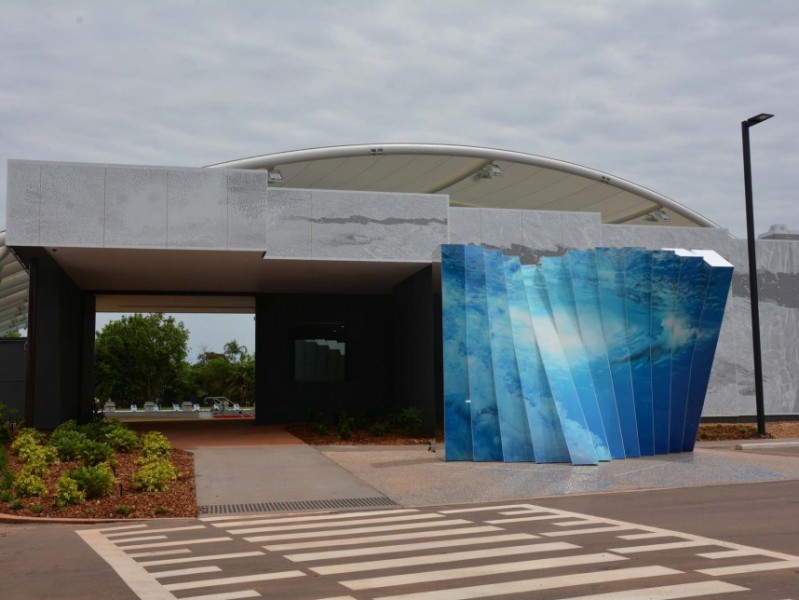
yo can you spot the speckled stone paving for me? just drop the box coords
[321,444,799,507]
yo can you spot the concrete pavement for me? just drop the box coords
[132,420,799,513]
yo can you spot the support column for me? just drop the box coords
[22,250,94,428]
[392,266,436,435]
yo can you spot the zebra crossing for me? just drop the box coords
[78,503,798,599]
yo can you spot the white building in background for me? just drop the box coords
[759,224,799,240]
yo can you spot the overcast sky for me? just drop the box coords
[2,1,797,353]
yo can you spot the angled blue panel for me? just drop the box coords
[503,257,570,463]
[484,250,535,462]
[464,245,503,461]
[568,250,626,459]
[596,248,640,457]
[625,249,655,456]
[542,256,611,461]
[682,251,734,451]
[523,265,599,466]
[440,244,473,461]
[669,251,710,453]
[650,250,679,454]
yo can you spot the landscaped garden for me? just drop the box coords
[0,419,195,519]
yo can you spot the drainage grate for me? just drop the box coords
[199,496,398,515]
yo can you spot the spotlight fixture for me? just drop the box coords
[477,163,503,179]
[267,169,283,184]
[657,208,672,222]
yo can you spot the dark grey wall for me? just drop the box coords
[20,250,95,429]
[0,339,26,420]
[255,293,394,424]
[391,266,436,435]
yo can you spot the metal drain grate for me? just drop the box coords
[199,496,397,515]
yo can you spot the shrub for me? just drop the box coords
[52,430,89,461]
[0,490,12,502]
[104,425,139,453]
[52,420,78,436]
[65,464,115,499]
[132,458,179,492]
[337,411,354,441]
[77,422,113,442]
[311,421,330,436]
[0,400,17,444]
[55,475,86,507]
[0,447,13,490]
[9,499,23,511]
[10,428,43,456]
[13,468,47,497]
[115,505,131,516]
[393,406,423,435]
[368,421,389,437]
[141,432,172,458]
[31,504,44,515]
[18,444,58,477]
[154,505,169,516]
[78,440,116,467]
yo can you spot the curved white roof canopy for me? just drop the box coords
[0,230,28,336]
[208,143,718,228]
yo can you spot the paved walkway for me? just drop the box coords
[129,420,799,514]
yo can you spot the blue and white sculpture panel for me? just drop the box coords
[441,244,733,465]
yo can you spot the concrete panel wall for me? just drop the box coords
[449,207,602,262]
[7,162,447,261]
[265,188,447,261]
[6,161,269,251]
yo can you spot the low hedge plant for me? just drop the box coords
[13,468,47,497]
[65,463,115,499]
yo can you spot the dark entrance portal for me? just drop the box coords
[255,266,436,434]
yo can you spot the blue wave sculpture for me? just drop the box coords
[441,245,733,465]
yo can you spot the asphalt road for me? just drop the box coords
[2,479,798,600]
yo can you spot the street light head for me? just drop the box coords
[745,113,774,127]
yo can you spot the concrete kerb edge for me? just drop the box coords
[0,512,195,525]
[735,441,799,450]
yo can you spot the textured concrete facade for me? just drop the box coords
[266,188,447,261]
[6,159,799,419]
[7,161,270,250]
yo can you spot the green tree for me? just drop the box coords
[94,314,190,407]
[190,340,255,405]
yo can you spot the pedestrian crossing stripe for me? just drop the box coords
[79,502,799,600]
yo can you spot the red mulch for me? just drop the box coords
[284,423,442,446]
[1,447,196,520]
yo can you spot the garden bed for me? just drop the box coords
[0,424,196,520]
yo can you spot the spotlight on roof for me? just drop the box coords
[657,208,672,222]
[477,163,503,179]
[267,169,283,184]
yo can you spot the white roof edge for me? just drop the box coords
[692,249,734,267]
[206,142,720,229]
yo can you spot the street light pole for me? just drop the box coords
[741,112,773,437]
